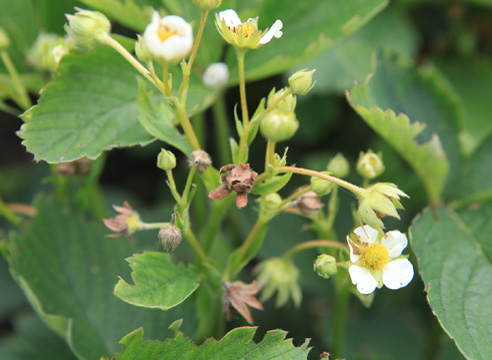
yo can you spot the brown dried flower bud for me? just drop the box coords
[209,163,258,208]
[294,190,324,216]
[159,213,182,252]
[222,280,263,324]
[188,150,212,173]
[103,201,142,237]
[56,157,91,177]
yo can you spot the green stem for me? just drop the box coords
[265,140,276,171]
[333,285,350,357]
[236,49,250,163]
[324,185,339,237]
[179,10,208,105]
[192,111,205,148]
[166,169,182,203]
[182,166,197,207]
[283,240,347,261]
[275,166,363,195]
[1,50,31,109]
[100,35,158,89]
[176,104,201,150]
[202,196,234,254]
[263,88,293,114]
[183,221,208,263]
[213,93,232,165]
[162,62,172,97]
[141,222,170,230]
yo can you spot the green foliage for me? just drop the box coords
[410,205,492,360]
[114,252,201,310]
[251,173,293,196]
[108,320,311,360]
[4,196,197,360]
[346,50,460,204]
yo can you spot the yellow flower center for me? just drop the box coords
[232,22,257,39]
[361,243,389,270]
[157,23,177,43]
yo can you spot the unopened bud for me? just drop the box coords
[267,88,296,113]
[314,254,338,279]
[202,62,229,89]
[193,0,222,11]
[157,148,176,171]
[26,33,63,72]
[260,110,299,142]
[261,192,283,213]
[288,69,316,96]
[327,153,349,178]
[356,150,384,179]
[0,28,10,51]
[159,213,182,251]
[310,172,335,197]
[64,7,111,50]
[135,35,152,62]
[188,150,211,173]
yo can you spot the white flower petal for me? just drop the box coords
[259,19,283,44]
[354,225,378,244]
[346,236,360,263]
[348,265,378,294]
[202,62,229,89]
[219,9,242,28]
[382,258,414,290]
[382,230,408,258]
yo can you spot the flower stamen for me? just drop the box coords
[157,24,177,42]
[361,243,389,270]
[233,23,257,39]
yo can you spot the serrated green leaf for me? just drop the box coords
[78,0,158,32]
[114,252,200,310]
[136,79,192,155]
[227,0,388,82]
[251,173,292,195]
[5,196,197,360]
[110,322,311,360]
[346,50,461,205]
[410,206,492,360]
[19,46,154,163]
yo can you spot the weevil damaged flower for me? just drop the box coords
[159,213,182,252]
[222,280,263,324]
[188,150,212,173]
[347,225,414,294]
[216,9,283,49]
[291,190,324,216]
[103,201,142,237]
[209,163,258,208]
[143,11,193,63]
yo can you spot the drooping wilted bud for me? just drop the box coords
[314,254,338,279]
[0,28,10,51]
[202,62,229,89]
[293,190,324,216]
[288,69,316,96]
[134,35,152,62]
[157,148,176,171]
[103,201,142,237]
[193,0,222,11]
[327,153,349,178]
[188,150,211,173]
[64,8,111,50]
[159,213,182,251]
[356,150,384,180]
[260,110,299,142]
[310,172,335,197]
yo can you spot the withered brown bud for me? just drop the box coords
[159,213,182,251]
[294,190,324,216]
[222,280,263,324]
[103,201,141,237]
[188,150,212,173]
[56,157,91,177]
[209,163,258,208]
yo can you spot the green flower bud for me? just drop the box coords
[356,150,384,179]
[26,32,63,72]
[288,69,316,95]
[260,110,299,142]
[64,7,111,50]
[134,35,152,62]
[0,28,10,51]
[310,172,335,196]
[267,88,296,113]
[327,153,349,178]
[157,148,176,171]
[193,0,222,11]
[261,192,283,213]
[314,254,338,279]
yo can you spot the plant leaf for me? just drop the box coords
[251,173,293,195]
[114,252,200,310]
[4,196,197,360]
[136,80,192,155]
[346,50,461,205]
[410,205,492,360]
[109,320,311,360]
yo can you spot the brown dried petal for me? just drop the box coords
[209,184,232,200]
[223,281,263,324]
[235,192,248,208]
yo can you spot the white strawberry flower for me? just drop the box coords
[202,62,229,89]
[143,11,193,63]
[347,225,414,294]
